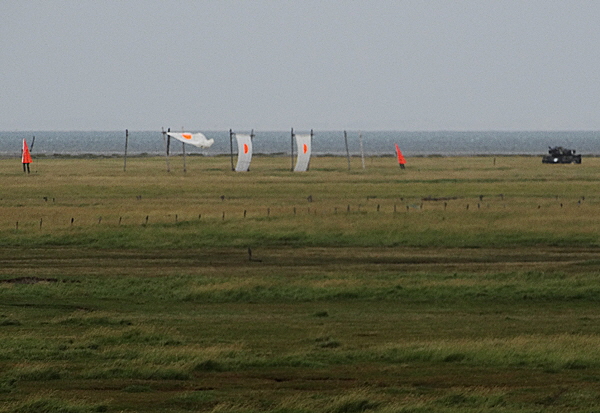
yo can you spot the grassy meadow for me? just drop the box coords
[1,154,600,412]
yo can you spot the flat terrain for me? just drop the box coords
[1,155,600,412]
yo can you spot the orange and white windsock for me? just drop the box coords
[234,134,253,172]
[167,132,214,148]
[22,139,32,164]
[294,134,312,172]
[395,144,406,166]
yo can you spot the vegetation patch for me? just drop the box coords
[1,156,600,412]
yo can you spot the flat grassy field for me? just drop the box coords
[1,155,600,412]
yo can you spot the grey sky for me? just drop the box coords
[1,1,599,131]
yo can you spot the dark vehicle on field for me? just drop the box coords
[542,146,582,164]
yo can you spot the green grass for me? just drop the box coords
[2,155,600,249]
[2,155,600,412]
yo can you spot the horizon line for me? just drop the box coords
[3,129,600,134]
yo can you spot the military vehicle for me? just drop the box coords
[542,146,582,164]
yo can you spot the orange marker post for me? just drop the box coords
[22,139,32,173]
[395,144,406,169]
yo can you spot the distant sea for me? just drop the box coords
[1,131,599,157]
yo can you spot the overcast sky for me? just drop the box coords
[1,1,599,131]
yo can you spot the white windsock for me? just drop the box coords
[294,134,312,172]
[167,132,214,148]
[235,134,253,172]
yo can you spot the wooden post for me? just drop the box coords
[124,129,129,171]
[290,128,294,172]
[182,141,187,173]
[344,130,351,170]
[250,129,254,172]
[229,129,235,171]
[162,128,171,172]
[359,132,366,169]
[167,129,171,158]
[308,129,313,171]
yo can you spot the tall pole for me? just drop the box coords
[181,127,187,173]
[124,129,129,171]
[308,129,313,171]
[359,132,366,169]
[167,129,171,155]
[229,129,235,171]
[290,128,294,172]
[250,129,254,172]
[344,130,350,170]
[167,128,171,172]
[162,127,171,172]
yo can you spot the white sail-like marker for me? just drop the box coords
[167,132,214,148]
[294,133,312,172]
[235,133,253,172]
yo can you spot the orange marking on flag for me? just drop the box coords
[303,143,308,154]
[182,134,192,140]
[243,143,249,154]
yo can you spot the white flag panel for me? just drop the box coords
[294,134,312,172]
[167,132,214,148]
[235,134,253,172]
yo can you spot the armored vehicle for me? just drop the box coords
[542,146,582,164]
